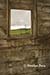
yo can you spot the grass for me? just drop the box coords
[10,29,32,36]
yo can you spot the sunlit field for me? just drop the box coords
[10,29,31,36]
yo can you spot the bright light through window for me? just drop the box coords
[10,9,32,36]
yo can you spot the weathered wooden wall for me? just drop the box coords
[0,0,50,75]
[37,0,50,36]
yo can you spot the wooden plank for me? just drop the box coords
[9,0,33,4]
[38,0,50,4]
[10,3,33,9]
[37,6,50,13]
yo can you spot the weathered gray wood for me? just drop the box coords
[0,0,50,75]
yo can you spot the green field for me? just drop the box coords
[10,29,31,36]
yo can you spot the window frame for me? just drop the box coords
[8,0,36,39]
[10,9,32,37]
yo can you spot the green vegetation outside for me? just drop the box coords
[10,29,32,36]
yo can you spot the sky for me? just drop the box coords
[10,9,31,30]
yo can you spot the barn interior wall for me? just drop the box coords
[0,0,50,75]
